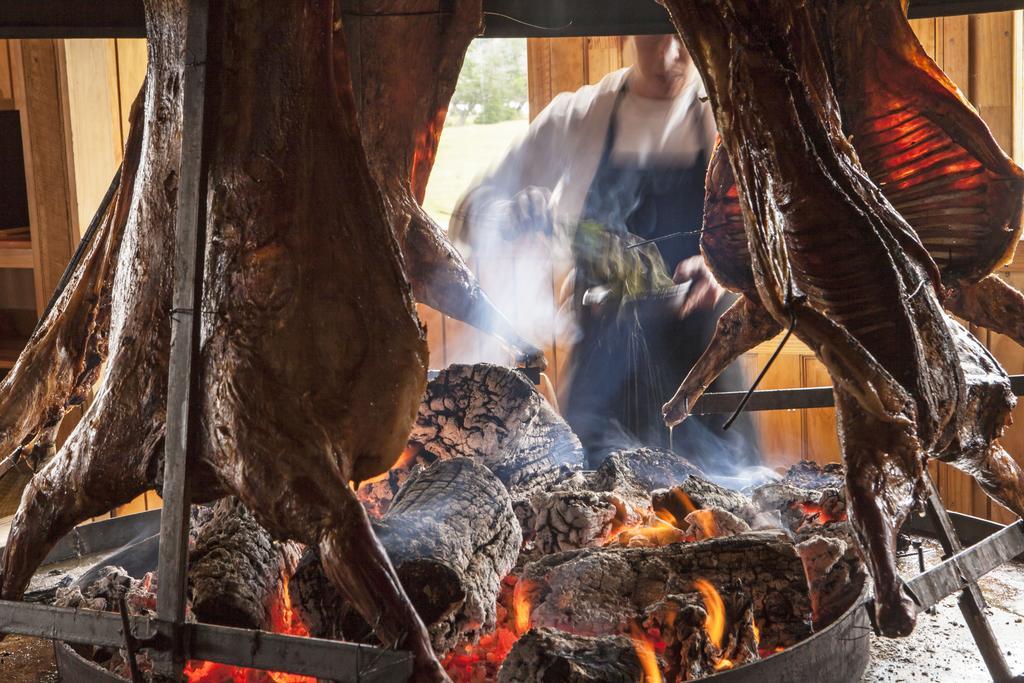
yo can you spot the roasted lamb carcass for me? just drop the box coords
[660,0,1024,636]
[665,0,1024,420]
[342,0,545,368]
[0,1,447,678]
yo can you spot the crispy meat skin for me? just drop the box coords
[1,2,447,678]
[345,0,544,367]
[662,0,1024,637]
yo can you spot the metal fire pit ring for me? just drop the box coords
[46,508,1016,682]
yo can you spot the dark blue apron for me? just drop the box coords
[563,84,759,472]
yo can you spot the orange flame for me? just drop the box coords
[512,582,532,635]
[714,657,735,671]
[610,517,686,547]
[752,621,761,645]
[629,623,663,683]
[674,489,698,514]
[687,509,719,539]
[359,446,417,486]
[693,579,726,649]
[185,574,314,682]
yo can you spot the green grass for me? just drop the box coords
[422,119,529,228]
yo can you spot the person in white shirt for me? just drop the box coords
[451,35,759,471]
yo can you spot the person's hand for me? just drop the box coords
[673,255,724,318]
[503,186,553,239]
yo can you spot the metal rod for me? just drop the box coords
[692,374,1024,415]
[117,596,143,683]
[919,476,1016,682]
[3,0,1022,38]
[153,0,209,678]
[0,601,412,682]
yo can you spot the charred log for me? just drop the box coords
[589,446,703,490]
[377,457,522,651]
[653,475,757,524]
[297,458,522,652]
[187,497,302,630]
[526,451,655,554]
[683,507,751,540]
[497,628,643,683]
[644,590,760,681]
[519,532,811,648]
[796,521,867,628]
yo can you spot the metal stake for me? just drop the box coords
[153,0,209,678]
[923,474,1015,682]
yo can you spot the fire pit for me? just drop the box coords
[34,365,868,682]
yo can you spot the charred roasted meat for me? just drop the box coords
[660,0,1024,636]
[0,1,446,678]
[343,0,545,368]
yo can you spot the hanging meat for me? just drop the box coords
[342,0,545,368]
[665,0,1024,420]
[0,1,449,678]
[659,0,1024,637]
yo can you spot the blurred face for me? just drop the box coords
[630,35,694,99]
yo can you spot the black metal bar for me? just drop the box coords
[0,601,412,682]
[918,477,1016,681]
[189,623,414,683]
[691,374,1024,414]
[153,0,208,678]
[2,0,1021,38]
[0,1,147,38]
[117,596,143,683]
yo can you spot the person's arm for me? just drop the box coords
[449,91,576,249]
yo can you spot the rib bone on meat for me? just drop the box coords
[660,0,1024,637]
[0,1,449,677]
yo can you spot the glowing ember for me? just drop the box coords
[610,517,687,547]
[185,574,312,683]
[692,579,727,649]
[629,622,663,683]
[714,657,735,671]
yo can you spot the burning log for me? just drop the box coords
[683,507,751,540]
[377,457,523,651]
[497,628,644,683]
[188,497,302,630]
[519,532,811,649]
[591,446,703,491]
[796,522,868,628]
[297,458,522,652]
[527,451,655,554]
[643,587,760,681]
[359,364,584,516]
[653,475,757,524]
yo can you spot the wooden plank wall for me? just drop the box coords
[427,21,1024,524]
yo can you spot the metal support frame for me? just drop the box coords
[2,0,1023,38]
[694,383,1024,682]
[151,0,209,677]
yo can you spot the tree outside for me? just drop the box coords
[449,39,528,126]
[425,39,530,227]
